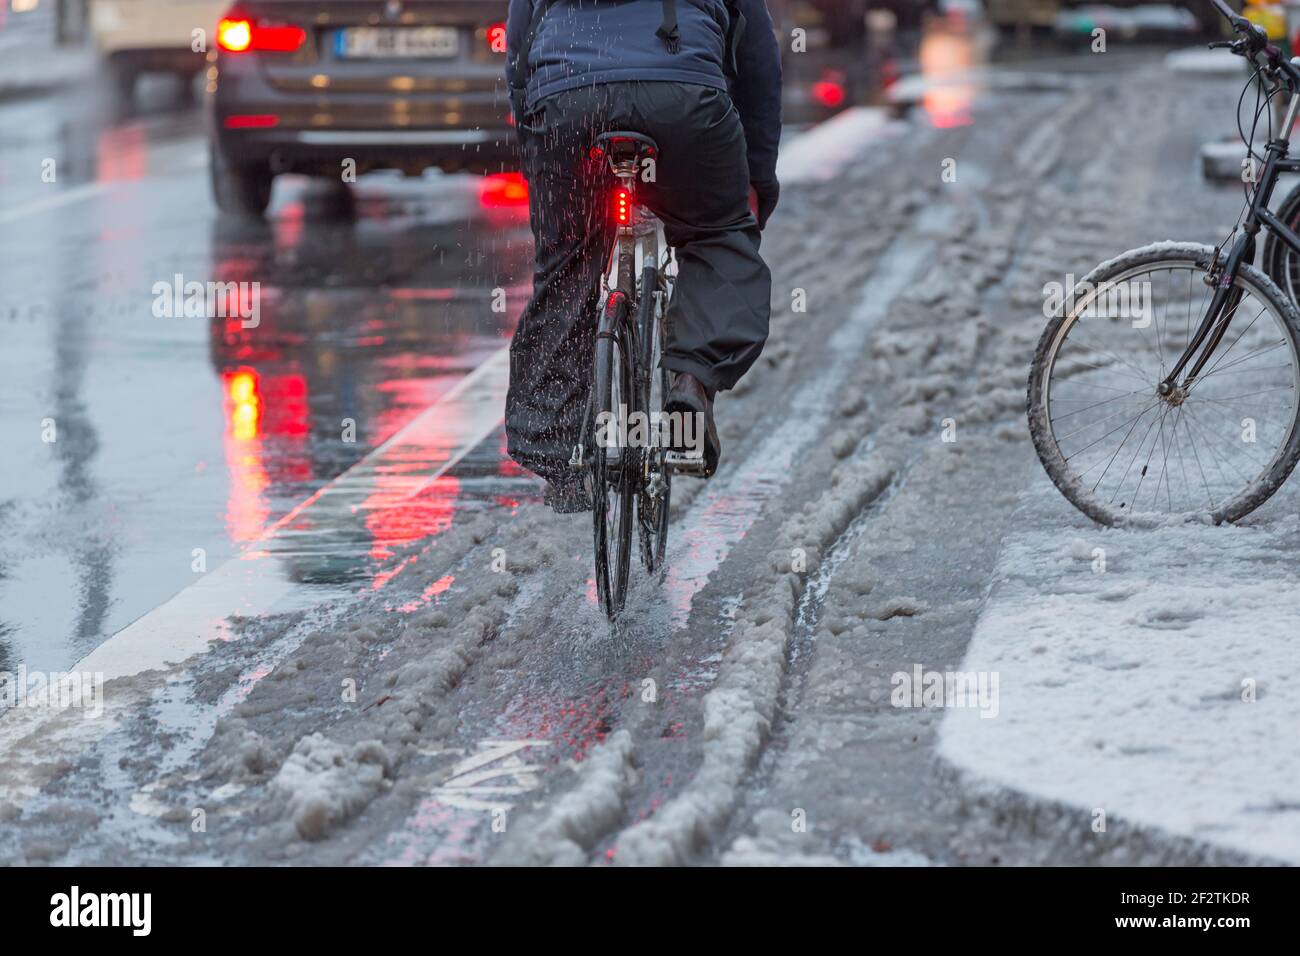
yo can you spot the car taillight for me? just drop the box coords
[612,186,632,225]
[487,22,507,54]
[217,16,306,53]
[217,18,253,52]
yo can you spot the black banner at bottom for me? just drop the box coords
[0,866,1291,941]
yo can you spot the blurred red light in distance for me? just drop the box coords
[217,18,253,51]
[480,172,529,207]
[224,114,280,128]
[254,25,307,51]
[217,17,305,52]
[487,22,507,53]
[811,79,846,109]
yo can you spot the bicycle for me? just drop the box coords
[1027,0,1300,525]
[576,131,703,618]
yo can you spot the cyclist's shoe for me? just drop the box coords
[544,475,593,514]
[664,372,720,478]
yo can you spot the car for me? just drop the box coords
[206,0,514,217]
[90,0,228,100]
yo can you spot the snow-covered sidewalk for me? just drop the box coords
[940,484,1300,864]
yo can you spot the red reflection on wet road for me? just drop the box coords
[395,573,454,613]
[96,124,147,182]
[499,681,626,761]
[362,473,459,562]
[221,368,270,542]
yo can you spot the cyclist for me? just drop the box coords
[504,0,782,512]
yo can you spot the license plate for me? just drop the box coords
[334,26,459,59]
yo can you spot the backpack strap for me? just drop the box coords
[656,0,680,53]
[509,0,554,120]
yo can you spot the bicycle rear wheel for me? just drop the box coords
[1028,242,1300,525]
[592,291,636,617]
[1262,181,1300,304]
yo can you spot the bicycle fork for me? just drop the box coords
[1162,88,1300,400]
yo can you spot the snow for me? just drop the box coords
[1165,46,1242,77]
[939,486,1300,863]
[273,734,393,841]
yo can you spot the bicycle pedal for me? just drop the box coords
[664,450,707,475]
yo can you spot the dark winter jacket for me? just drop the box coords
[505,0,782,186]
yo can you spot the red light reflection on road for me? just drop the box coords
[499,682,625,761]
[221,368,270,542]
[395,573,454,614]
[96,124,147,182]
[362,473,459,562]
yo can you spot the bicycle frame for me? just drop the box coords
[1162,87,1300,396]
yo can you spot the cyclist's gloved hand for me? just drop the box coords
[751,178,779,230]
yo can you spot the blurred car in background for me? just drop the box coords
[90,0,227,99]
[207,0,512,217]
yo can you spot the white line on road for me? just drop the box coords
[0,182,111,226]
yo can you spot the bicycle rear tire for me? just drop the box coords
[593,291,636,616]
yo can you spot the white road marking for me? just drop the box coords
[0,182,111,226]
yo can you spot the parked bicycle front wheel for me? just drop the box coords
[592,294,636,617]
[1028,243,1300,525]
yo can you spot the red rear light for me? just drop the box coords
[217,16,305,53]
[487,22,507,54]
[612,186,632,225]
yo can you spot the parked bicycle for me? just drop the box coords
[1028,0,1300,525]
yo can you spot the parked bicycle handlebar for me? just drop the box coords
[1207,0,1300,92]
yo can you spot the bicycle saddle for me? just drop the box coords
[590,131,659,163]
